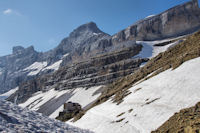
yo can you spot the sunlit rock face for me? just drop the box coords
[113,0,200,42]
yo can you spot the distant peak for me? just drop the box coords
[69,22,103,38]
[12,46,25,54]
[12,45,35,54]
[79,21,100,32]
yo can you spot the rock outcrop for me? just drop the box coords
[112,0,200,41]
[56,102,83,122]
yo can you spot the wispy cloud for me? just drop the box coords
[3,9,12,15]
[2,8,22,16]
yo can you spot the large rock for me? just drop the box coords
[56,102,83,122]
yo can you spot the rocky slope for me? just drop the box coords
[68,29,200,133]
[152,102,200,133]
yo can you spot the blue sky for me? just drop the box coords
[0,0,198,56]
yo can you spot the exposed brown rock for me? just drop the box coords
[152,102,200,133]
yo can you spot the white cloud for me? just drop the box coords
[2,8,22,16]
[3,9,12,15]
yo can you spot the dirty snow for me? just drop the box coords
[0,100,92,133]
[70,57,200,133]
[24,62,47,76]
[0,87,19,100]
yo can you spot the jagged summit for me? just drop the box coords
[69,22,104,38]
[12,46,35,55]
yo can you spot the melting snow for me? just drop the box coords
[70,57,200,133]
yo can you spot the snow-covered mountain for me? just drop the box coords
[1,0,200,132]
[0,100,92,133]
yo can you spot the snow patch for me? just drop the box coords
[43,60,62,71]
[136,36,184,59]
[19,86,102,119]
[71,57,200,133]
[0,87,19,100]
[93,33,101,36]
[50,86,102,118]
[145,14,155,19]
[19,89,70,111]
[24,62,47,76]
[63,53,69,58]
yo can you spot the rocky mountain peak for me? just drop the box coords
[69,22,103,38]
[12,46,25,54]
[12,45,35,55]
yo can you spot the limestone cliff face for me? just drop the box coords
[8,45,148,104]
[112,0,200,42]
[4,0,200,105]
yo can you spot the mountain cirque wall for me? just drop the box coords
[113,0,200,42]
[7,45,148,104]
[1,0,200,94]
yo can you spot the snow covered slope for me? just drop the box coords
[70,57,200,133]
[19,86,102,119]
[0,100,92,133]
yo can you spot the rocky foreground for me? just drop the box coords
[0,100,92,133]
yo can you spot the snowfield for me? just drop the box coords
[0,100,92,133]
[70,57,200,133]
[23,53,69,76]
[24,61,47,76]
[19,86,102,119]
[43,60,63,71]
[136,36,185,59]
